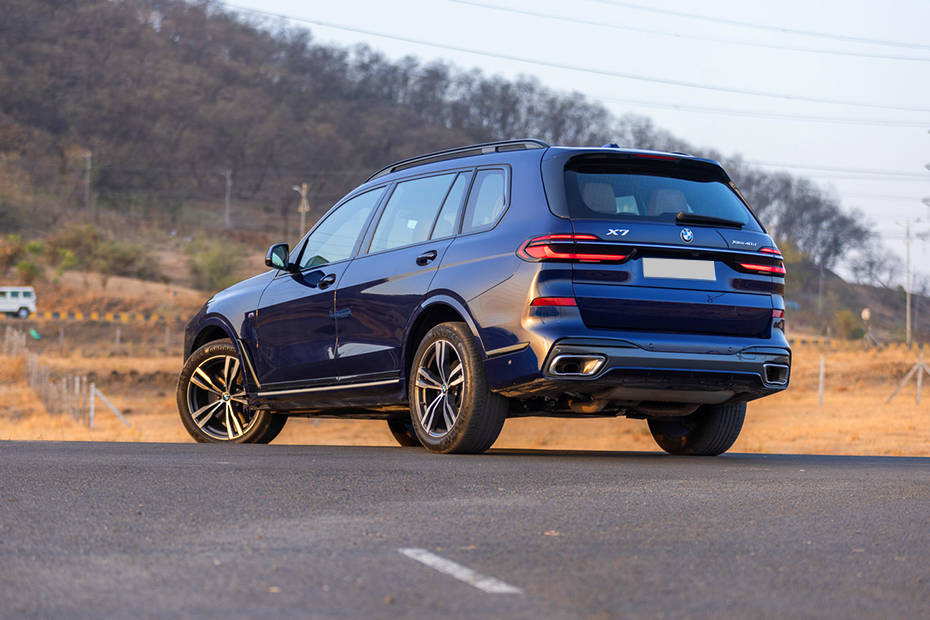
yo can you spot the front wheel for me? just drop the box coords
[648,402,746,456]
[408,322,507,454]
[17,307,29,319]
[177,340,286,443]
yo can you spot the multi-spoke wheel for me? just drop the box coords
[414,339,464,438]
[408,322,507,454]
[177,340,286,443]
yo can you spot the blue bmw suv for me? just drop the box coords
[177,140,790,455]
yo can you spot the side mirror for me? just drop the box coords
[265,243,293,271]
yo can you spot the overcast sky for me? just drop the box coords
[227,0,930,280]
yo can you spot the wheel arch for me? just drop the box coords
[402,295,484,382]
[188,318,263,392]
[189,322,233,355]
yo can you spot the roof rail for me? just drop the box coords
[366,139,550,182]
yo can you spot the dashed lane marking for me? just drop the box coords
[398,548,522,594]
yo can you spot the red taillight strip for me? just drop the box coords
[739,262,786,275]
[759,247,783,258]
[772,309,785,318]
[519,234,628,263]
[530,297,576,307]
[633,153,678,160]
[526,233,598,244]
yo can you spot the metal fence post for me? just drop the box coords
[818,354,825,407]
[89,382,95,430]
[918,352,924,405]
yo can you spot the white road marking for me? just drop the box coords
[398,548,522,594]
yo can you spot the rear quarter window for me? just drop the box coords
[461,168,508,234]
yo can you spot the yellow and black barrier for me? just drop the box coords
[1,310,184,324]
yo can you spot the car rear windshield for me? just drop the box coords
[564,157,761,232]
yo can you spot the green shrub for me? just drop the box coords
[186,239,243,292]
[834,309,864,340]
[16,259,42,284]
[46,224,164,282]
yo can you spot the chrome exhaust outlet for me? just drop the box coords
[549,354,606,377]
[762,363,789,385]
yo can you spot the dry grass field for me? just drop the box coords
[2,342,928,455]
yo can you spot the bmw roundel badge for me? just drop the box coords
[680,228,694,243]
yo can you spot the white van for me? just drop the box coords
[0,286,37,318]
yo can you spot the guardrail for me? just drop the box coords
[0,310,183,324]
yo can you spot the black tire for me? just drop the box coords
[177,340,286,444]
[17,307,29,319]
[648,402,746,456]
[387,418,422,447]
[408,322,507,454]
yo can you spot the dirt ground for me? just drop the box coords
[2,344,928,455]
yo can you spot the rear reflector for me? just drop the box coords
[739,262,786,275]
[772,309,785,318]
[530,297,577,307]
[518,234,628,263]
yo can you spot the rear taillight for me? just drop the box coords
[518,234,628,263]
[739,262,786,275]
[759,247,783,258]
[530,297,577,307]
[772,309,785,318]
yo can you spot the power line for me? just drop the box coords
[842,192,928,201]
[451,0,930,63]
[743,161,930,178]
[597,95,929,128]
[220,2,930,114]
[588,0,930,52]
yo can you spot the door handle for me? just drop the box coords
[318,273,337,289]
[416,250,438,266]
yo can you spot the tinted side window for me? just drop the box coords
[462,169,507,234]
[300,187,384,269]
[430,172,470,239]
[10,291,19,298]
[369,173,455,253]
[22,291,32,298]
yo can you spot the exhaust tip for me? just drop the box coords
[762,363,789,385]
[549,354,606,377]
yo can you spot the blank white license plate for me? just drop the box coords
[642,258,716,281]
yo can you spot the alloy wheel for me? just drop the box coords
[414,339,465,438]
[185,354,255,440]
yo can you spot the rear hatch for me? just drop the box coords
[560,153,782,337]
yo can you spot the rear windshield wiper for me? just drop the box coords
[676,211,744,229]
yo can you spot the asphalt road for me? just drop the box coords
[1,442,928,619]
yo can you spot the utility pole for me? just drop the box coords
[83,150,92,212]
[292,182,311,235]
[905,220,912,346]
[898,218,930,346]
[220,168,232,230]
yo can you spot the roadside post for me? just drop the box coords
[818,354,825,406]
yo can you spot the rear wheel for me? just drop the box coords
[408,322,507,454]
[17,307,29,319]
[177,340,286,443]
[387,418,422,447]
[648,402,746,456]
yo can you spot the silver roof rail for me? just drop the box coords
[366,139,550,182]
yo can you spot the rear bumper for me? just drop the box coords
[490,336,790,404]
